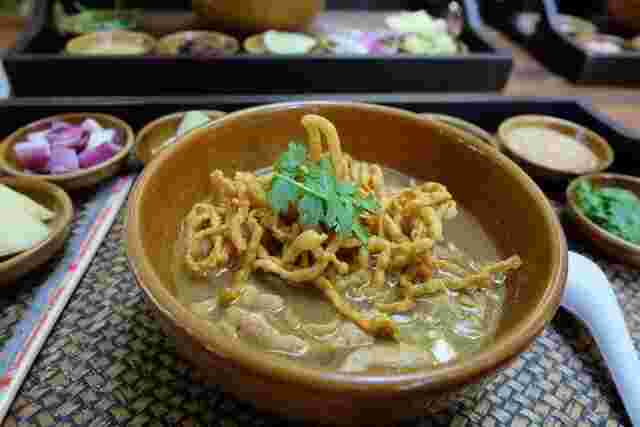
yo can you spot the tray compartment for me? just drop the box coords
[3,0,513,96]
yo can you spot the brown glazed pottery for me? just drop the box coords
[419,113,500,149]
[126,102,567,425]
[64,30,156,55]
[156,31,240,55]
[498,115,614,182]
[0,177,73,287]
[567,173,640,267]
[192,0,325,34]
[134,110,227,165]
[0,113,135,190]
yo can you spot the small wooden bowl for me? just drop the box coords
[65,30,156,55]
[420,114,499,149]
[0,113,135,190]
[567,173,640,267]
[574,33,626,54]
[134,110,227,165]
[156,31,239,56]
[498,115,614,182]
[0,177,73,287]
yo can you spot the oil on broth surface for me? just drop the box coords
[173,167,506,372]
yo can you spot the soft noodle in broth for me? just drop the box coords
[172,114,522,373]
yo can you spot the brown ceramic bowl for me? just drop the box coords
[65,30,156,55]
[134,110,227,165]
[0,113,135,191]
[498,115,614,182]
[567,173,640,267]
[192,0,325,34]
[420,113,500,149]
[0,177,73,287]
[156,31,240,56]
[126,101,567,424]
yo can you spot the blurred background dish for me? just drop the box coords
[64,29,155,55]
[156,30,239,56]
[192,0,325,35]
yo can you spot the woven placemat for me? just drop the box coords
[2,207,639,427]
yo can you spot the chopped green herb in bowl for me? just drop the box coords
[567,174,640,267]
[573,179,640,245]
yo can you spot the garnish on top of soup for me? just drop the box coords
[575,180,640,245]
[176,114,522,372]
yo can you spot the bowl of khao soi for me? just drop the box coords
[568,173,640,267]
[126,101,567,424]
[497,115,614,182]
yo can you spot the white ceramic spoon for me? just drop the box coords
[563,251,640,426]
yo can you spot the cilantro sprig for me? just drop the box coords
[267,143,381,244]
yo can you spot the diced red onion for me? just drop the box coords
[86,129,116,151]
[78,142,121,169]
[47,126,89,152]
[47,147,79,174]
[27,130,50,142]
[49,120,71,131]
[14,138,51,171]
[81,118,103,132]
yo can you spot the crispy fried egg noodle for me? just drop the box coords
[182,114,522,339]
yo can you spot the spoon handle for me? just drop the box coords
[565,252,640,426]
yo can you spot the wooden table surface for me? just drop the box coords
[482,28,640,134]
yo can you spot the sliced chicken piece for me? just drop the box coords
[339,343,434,373]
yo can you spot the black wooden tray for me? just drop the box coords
[1,94,638,178]
[479,0,640,85]
[2,0,513,97]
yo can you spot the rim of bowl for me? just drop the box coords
[0,177,73,277]
[134,110,227,165]
[0,112,135,183]
[419,113,500,149]
[567,173,640,253]
[497,114,614,177]
[127,101,568,394]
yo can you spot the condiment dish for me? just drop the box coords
[65,30,156,55]
[567,173,640,267]
[0,177,73,287]
[498,115,613,182]
[156,31,240,56]
[134,110,227,165]
[0,113,135,190]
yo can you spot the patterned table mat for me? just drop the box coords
[2,207,639,427]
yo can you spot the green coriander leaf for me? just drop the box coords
[336,198,354,237]
[324,175,340,229]
[336,182,356,197]
[353,192,381,213]
[299,195,324,226]
[268,176,299,214]
[352,220,370,245]
[276,142,307,172]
